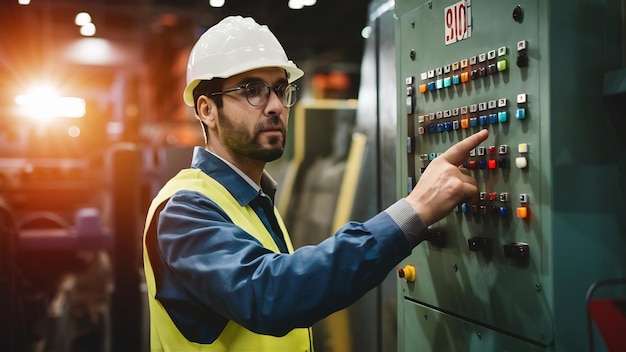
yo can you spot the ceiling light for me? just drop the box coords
[80,23,96,37]
[75,12,92,26]
[288,0,304,9]
[209,0,225,7]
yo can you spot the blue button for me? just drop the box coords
[429,125,436,133]
[499,206,509,217]
[479,115,487,126]
[452,75,460,85]
[429,153,436,161]
[478,160,488,169]
[437,123,444,132]
[516,108,526,120]
[428,82,436,91]
[444,77,452,87]
[489,113,498,124]
[444,122,452,131]
[498,111,508,123]
[470,117,478,127]
[461,203,469,213]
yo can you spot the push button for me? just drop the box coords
[397,264,416,282]
[503,242,529,261]
[468,237,492,260]
[516,206,528,219]
[419,84,427,93]
[516,108,526,120]
[497,60,507,72]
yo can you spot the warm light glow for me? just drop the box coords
[18,0,30,5]
[68,125,81,138]
[209,0,225,7]
[80,23,96,36]
[75,12,92,26]
[15,85,86,121]
[65,38,121,65]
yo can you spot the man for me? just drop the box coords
[142,16,489,351]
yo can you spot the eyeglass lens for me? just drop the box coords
[245,81,297,108]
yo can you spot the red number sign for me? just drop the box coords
[445,1,472,45]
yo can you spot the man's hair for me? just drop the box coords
[192,79,225,143]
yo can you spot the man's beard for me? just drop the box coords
[218,112,286,162]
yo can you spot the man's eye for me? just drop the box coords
[245,83,265,96]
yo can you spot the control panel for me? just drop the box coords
[395,0,626,350]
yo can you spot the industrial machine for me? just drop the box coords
[395,0,626,350]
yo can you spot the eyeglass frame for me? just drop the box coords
[210,80,299,108]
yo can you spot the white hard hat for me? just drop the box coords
[183,16,304,106]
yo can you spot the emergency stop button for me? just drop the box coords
[398,264,416,282]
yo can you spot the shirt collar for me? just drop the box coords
[190,146,278,205]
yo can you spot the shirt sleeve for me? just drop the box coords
[156,190,426,337]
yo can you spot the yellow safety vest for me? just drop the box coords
[143,168,312,351]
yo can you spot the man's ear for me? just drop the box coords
[197,96,217,128]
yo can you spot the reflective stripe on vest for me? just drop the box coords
[143,168,312,351]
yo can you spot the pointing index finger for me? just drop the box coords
[440,129,489,166]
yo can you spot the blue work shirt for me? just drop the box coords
[152,147,427,343]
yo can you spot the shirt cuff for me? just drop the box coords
[384,198,429,246]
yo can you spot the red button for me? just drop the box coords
[469,160,477,170]
[488,159,497,169]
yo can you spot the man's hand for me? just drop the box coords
[406,129,489,226]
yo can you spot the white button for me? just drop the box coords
[517,93,527,104]
[515,157,528,169]
[517,40,528,51]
